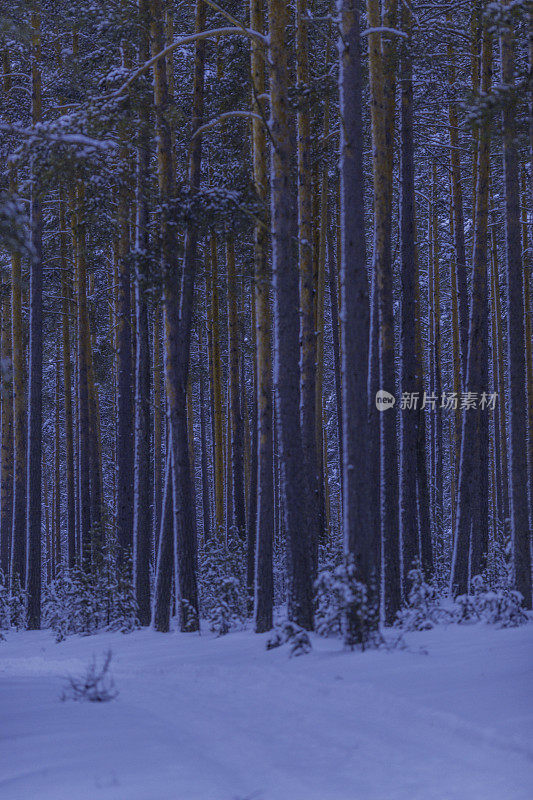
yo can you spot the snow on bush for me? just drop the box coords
[44,544,139,642]
[0,570,27,636]
[266,621,312,657]
[456,575,528,628]
[315,555,380,650]
[61,650,118,703]
[199,528,246,635]
[396,562,452,632]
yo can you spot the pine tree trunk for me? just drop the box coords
[251,0,274,632]
[0,283,13,577]
[208,235,224,532]
[152,449,173,632]
[399,3,426,588]
[451,20,492,594]
[199,320,211,543]
[227,237,246,538]
[269,0,313,630]
[338,0,373,587]
[26,13,43,628]
[297,0,321,582]
[367,0,401,621]
[133,0,153,625]
[447,16,469,383]
[500,18,532,607]
[59,191,76,567]
[116,134,134,564]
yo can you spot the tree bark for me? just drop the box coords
[269,0,313,630]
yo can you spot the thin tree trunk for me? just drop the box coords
[133,0,153,625]
[501,17,532,607]
[208,235,224,532]
[116,121,134,564]
[227,237,246,538]
[59,191,76,567]
[152,450,174,631]
[0,282,13,577]
[26,13,43,628]
[447,14,469,382]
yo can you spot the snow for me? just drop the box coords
[0,623,532,800]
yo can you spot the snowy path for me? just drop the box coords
[0,623,532,799]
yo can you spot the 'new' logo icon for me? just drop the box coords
[375,390,396,411]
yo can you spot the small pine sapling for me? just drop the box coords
[266,621,312,657]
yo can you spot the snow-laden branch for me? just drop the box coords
[190,111,264,142]
[361,27,408,39]
[0,122,117,151]
[114,26,267,99]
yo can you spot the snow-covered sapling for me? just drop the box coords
[266,621,312,657]
[315,555,379,650]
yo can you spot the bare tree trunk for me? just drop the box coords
[269,0,313,630]
[59,191,76,567]
[133,0,153,625]
[297,0,321,582]
[447,15,469,383]
[451,21,492,594]
[199,320,211,543]
[500,17,531,607]
[227,237,246,538]
[26,12,43,628]
[399,2,429,588]
[116,135,134,564]
[0,282,13,577]
[338,0,373,588]
[152,450,173,631]
[367,0,401,622]
[251,0,274,632]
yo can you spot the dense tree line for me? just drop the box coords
[0,0,531,636]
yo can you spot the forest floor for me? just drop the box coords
[0,621,531,800]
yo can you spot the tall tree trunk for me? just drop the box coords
[150,0,204,630]
[59,191,76,567]
[251,0,274,632]
[451,19,492,594]
[431,160,443,549]
[367,0,401,622]
[399,2,429,588]
[116,125,134,564]
[73,187,92,566]
[133,0,153,625]
[226,237,246,537]
[26,12,43,629]
[152,306,163,554]
[297,0,321,581]
[0,283,13,577]
[269,0,313,630]
[199,320,211,543]
[500,16,532,607]
[152,449,173,632]
[10,240,25,587]
[338,0,372,587]
[447,14,469,383]
[208,235,224,532]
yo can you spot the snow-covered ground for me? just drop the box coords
[0,622,531,800]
